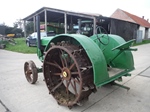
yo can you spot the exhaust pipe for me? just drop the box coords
[36,15,41,50]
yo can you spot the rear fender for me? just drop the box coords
[44,34,109,85]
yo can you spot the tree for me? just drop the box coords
[13,22,18,28]
[25,21,34,36]
[0,24,6,35]
[5,27,13,34]
[5,26,22,37]
[13,19,22,29]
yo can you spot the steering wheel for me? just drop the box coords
[96,26,109,45]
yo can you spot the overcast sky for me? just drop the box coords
[0,0,150,26]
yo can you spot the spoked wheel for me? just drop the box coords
[43,44,96,108]
[24,60,38,84]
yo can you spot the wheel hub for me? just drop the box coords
[63,71,67,77]
[62,67,71,80]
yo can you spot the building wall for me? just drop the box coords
[138,26,145,39]
[148,28,150,38]
[110,19,138,41]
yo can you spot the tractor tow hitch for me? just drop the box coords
[111,82,130,90]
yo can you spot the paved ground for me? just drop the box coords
[0,44,150,112]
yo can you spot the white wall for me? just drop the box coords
[148,28,150,38]
[139,26,145,39]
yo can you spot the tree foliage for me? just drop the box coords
[25,21,34,36]
[1,19,34,37]
[5,26,22,34]
[2,19,23,37]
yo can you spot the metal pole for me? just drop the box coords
[23,20,26,38]
[78,19,81,34]
[93,17,96,34]
[33,16,36,32]
[70,16,73,31]
[36,15,41,50]
[45,10,47,32]
[64,13,67,33]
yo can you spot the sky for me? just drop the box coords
[0,0,150,26]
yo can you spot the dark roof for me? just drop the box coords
[23,7,102,23]
[122,10,150,28]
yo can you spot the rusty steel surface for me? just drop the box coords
[24,60,38,84]
[43,42,96,108]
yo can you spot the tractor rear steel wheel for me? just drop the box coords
[43,44,96,108]
[24,60,38,84]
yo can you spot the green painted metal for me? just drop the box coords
[90,34,135,69]
[112,39,137,51]
[37,36,54,61]
[89,34,136,86]
[37,67,43,73]
[37,33,136,87]
[47,25,64,34]
[96,68,134,87]
[41,37,51,46]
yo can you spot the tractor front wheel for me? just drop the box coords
[24,60,38,84]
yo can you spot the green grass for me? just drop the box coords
[133,39,150,46]
[4,38,37,54]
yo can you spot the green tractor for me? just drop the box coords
[24,16,137,108]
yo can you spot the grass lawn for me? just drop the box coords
[4,38,37,54]
[133,39,150,46]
